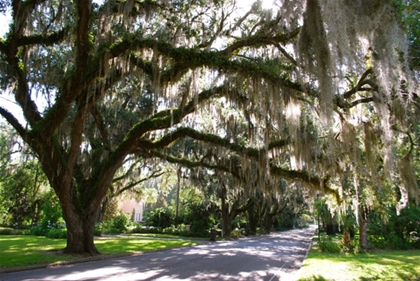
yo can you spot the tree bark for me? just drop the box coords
[97,197,107,223]
[326,221,335,235]
[175,167,181,225]
[359,206,370,249]
[219,185,246,237]
[62,203,99,255]
[247,202,258,235]
[263,213,273,234]
[221,194,232,237]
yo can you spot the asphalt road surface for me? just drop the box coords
[1,226,316,281]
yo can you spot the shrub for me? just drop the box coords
[39,192,65,229]
[96,213,132,234]
[319,236,341,253]
[46,228,67,239]
[162,224,184,235]
[0,227,15,235]
[145,208,174,229]
[189,220,212,237]
[130,222,143,233]
[181,202,218,237]
[297,214,313,228]
[96,220,111,234]
[368,206,420,249]
[13,228,31,235]
[230,228,243,238]
[112,213,130,233]
[29,225,49,236]
[94,226,102,236]
[131,223,149,234]
[340,231,354,253]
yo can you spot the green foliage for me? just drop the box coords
[340,230,355,253]
[0,128,51,227]
[297,214,314,227]
[0,0,417,255]
[111,213,130,233]
[276,209,296,229]
[318,236,341,253]
[369,206,420,249]
[0,163,39,226]
[0,235,196,269]
[392,0,420,69]
[314,197,333,233]
[181,202,218,237]
[145,207,174,229]
[161,224,192,237]
[46,228,67,239]
[102,196,120,222]
[131,222,147,233]
[230,228,242,238]
[96,213,132,234]
[316,233,356,254]
[96,220,113,234]
[94,226,102,236]
[39,195,64,229]
[0,227,15,235]
[0,122,13,177]
[24,192,65,237]
[188,220,210,238]
[299,244,420,281]
[29,224,49,236]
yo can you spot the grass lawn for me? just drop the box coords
[298,241,420,281]
[0,235,198,269]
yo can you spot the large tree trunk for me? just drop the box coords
[97,205,105,223]
[97,197,108,223]
[247,203,258,235]
[175,167,181,225]
[263,213,273,234]
[62,203,99,255]
[359,218,369,249]
[326,221,335,235]
[221,195,232,237]
[219,185,244,237]
[359,206,370,249]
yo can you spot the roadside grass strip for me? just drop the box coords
[298,242,420,281]
[94,236,196,253]
[0,235,197,269]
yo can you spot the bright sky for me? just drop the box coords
[0,8,11,39]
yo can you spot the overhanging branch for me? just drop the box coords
[0,106,27,137]
[113,169,164,197]
[143,148,334,195]
[138,127,289,158]
[17,27,71,47]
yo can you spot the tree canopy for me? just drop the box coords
[0,0,418,254]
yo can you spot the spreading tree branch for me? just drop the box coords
[112,169,165,198]
[137,127,289,158]
[17,27,71,47]
[0,106,27,137]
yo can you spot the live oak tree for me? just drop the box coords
[0,0,418,254]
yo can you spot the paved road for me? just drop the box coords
[1,226,316,281]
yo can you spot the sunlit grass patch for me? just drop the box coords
[298,241,420,281]
[128,233,186,239]
[95,237,196,254]
[0,235,72,268]
[0,235,197,269]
